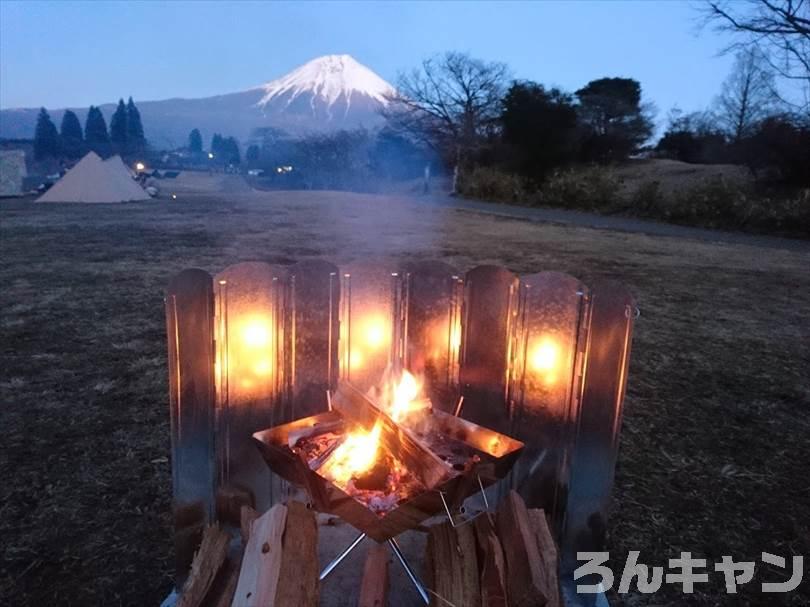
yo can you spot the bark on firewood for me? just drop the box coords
[358,541,389,607]
[232,501,319,607]
[473,515,509,607]
[527,510,561,607]
[496,491,548,607]
[178,525,231,607]
[424,520,481,607]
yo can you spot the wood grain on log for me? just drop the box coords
[527,510,561,607]
[473,515,509,607]
[232,501,319,607]
[239,505,258,545]
[424,520,481,607]
[496,491,548,607]
[232,503,287,607]
[275,501,319,607]
[178,525,230,607]
[358,541,389,607]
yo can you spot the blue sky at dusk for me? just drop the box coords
[1,0,734,120]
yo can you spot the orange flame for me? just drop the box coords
[321,370,426,487]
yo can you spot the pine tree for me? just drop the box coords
[246,144,260,166]
[33,108,60,160]
[224,137,241,164]
[60,110,85,159]
[84,106,110,156]
[126,97,146,154]
[188,128,203,154]
[109,98,128,153]
[211,134,223,160]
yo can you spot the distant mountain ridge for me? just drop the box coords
[0,55,394,148]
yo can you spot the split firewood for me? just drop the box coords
[473,515,509,607]
[358,541,389,607]
[274,501,319,607]
[240,505,258,545]
[202,555,241,607]
[424,520,481,607]
[178,525,231,607]
[232,501,319,607]
[496,491,548,607]
[527,510,561,607]
[232,503,287,607]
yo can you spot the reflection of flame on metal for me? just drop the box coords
[253,359,272,376]
[530,337,559,384]
[361,316,387,350]
[241,317,271,348]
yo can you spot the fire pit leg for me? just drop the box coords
[319,531,366,581]
[388,537,430,605]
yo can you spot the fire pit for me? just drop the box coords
[253,379,524,542]
[165,259,635,599]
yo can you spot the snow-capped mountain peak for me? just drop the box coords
[256,54,395,109]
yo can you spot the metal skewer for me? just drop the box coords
[319,532,366,581]
[388,537,430,605]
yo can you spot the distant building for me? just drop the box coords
[0,150,28,196]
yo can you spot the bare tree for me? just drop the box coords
[703,0,810,111]
[383,52,509,169]
[715,47,779,140]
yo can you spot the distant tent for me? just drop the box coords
[36,151,150,203]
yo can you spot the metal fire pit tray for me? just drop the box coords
[252,382,524,542]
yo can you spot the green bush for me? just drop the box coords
[633,177,810,237]
[533,165,621,211]
[458,166,527,203]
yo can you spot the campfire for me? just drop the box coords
[165,260,635,605]
[253,372,524,542]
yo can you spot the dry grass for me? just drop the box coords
[1,189,808,606]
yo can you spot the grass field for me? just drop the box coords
[1,188,809,606]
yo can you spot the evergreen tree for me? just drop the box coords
[575,77,654,161]
[211,133,223,160]
[109,98,128,153]
[245,144,260,166]
[33,108,60,160]
[84,106,110,155]
[188,128,203,154]
[224,137,241,164]
[126,97,146,154]
[59,110,85,159]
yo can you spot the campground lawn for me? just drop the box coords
[1,189,808,606]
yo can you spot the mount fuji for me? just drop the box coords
[0,55,395,147]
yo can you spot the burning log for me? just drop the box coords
[496,491,549,607]
[358,541,389,607]
[232,501,319,607]
[177,525,230,607]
